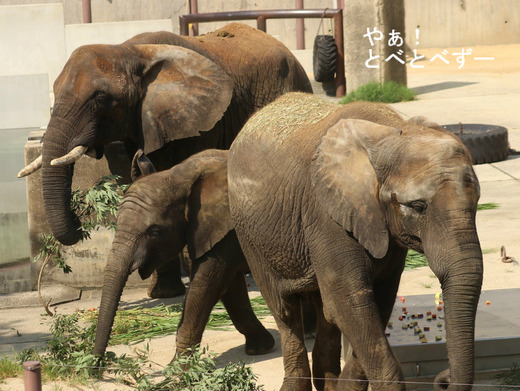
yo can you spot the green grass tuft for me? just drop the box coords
[405,250,428,270]
[0,356,21,381]
[339,81,416,104]
[477,203,499,211]
[496,362,520,388]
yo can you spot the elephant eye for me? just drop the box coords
[94,92,111,107]
[408,200,427,214]
[147,225,163,238]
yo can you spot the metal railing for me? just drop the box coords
[179,9,345,97]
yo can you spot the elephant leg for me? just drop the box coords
[238,243,312,390]
[373,246,407,326]
[311,243,405,390]
[272,293,312,391]
[221,272,275,355]
[174,258,230,357]
[339,245,407,391]
[329,288,404,391]
[341,343,369,391]
[147,254,186,298]
[311,292,341,391]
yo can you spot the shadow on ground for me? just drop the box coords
[412,81,478,95]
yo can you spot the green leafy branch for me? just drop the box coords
[71,175,129,237]
[78,296,271,346]
[34,175,128,316]
[4,307,264,390]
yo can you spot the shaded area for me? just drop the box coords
[412,81,478,95]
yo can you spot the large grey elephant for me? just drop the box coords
[18,22,311,297]
[228,92,483,391]
[93,149,275,359]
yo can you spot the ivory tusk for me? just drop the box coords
[50,145,88,166]
[17,155,43,178]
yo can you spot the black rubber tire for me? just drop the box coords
[313,35,337,82]
[443,124,509,165]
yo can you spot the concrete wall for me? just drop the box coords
[2,0,518,48]
[0,75,51,129]
[0,0,186,24]
[0,126,34,293]
[0,3,66,91]
[64,19,174,57]
[405,0,520,49]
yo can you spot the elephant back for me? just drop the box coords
[234,92,338,150]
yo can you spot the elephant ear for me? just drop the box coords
[135,44,234,154]
[407,116,446,131]
[130,149,156,181]
[310,119,399,259]
[185,157,234,260]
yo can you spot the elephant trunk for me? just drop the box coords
[93,238,133,356]
[41,107,91,246]
[430,238,483,390]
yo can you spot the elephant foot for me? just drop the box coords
[433,369,450,391]
[280,377,312,391]
[170,348,193,371]
[147,275,186,298]
[245,330,275,355]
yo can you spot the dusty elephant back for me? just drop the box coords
[196,23,313,105]
[234,92,339,151]
[234,93,409,151]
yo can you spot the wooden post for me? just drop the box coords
[23,361,42,391]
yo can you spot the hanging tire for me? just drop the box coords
[313,35,337,82]
[443,124,509,165]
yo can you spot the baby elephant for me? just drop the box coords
[93,149,274,360]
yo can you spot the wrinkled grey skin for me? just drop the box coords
[228,93,483,391]
[93,149,274,360]
[34,22,311,298]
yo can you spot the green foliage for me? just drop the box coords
[79,296,271,346]
[35,175,128,274]
[496,362,520,389]
[10,314,100,383]
[146,347,263,391]
[477,202,499,211]
[0,356,21,380]
[2,312,263,389]
[405,250,428,270]
[339,81,416,104]
[34,234,70,273]
[72,175,129,236]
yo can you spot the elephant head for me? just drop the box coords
[22,41,233,245]
[93,149,234,356]
[311,117,483,389]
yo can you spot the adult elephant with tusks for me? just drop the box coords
[228,92,483,391]
[18,23,312,297]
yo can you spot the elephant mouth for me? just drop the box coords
[396,234,423,252]
[87,145,105,159]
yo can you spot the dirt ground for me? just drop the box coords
[2,43,520,391]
